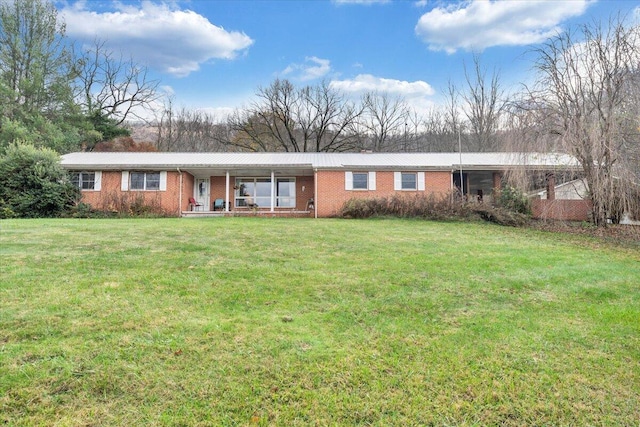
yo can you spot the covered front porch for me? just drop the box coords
[453,170,504,203]
[180,164,316,217]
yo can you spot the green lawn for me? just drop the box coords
[1,218,639,426]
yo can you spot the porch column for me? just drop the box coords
[546,173,556,200]
[225,171,230,212]
[492,172,502,192]
[314,168,318,219]
[270,170,275,212]
[177,169,183,216]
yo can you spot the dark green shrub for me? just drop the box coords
[68,202,94,218]
[497,186,531,214]
[0,200,16,219]
[0,144,80,218]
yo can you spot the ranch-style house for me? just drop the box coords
[60,151,588,220]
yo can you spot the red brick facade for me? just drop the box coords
[531,199,592,221]
[315,170,452,217]
[64,151,589,220]
[79,169,456,217]
[77,168,589,221]
[79,171,192,216]
[493,172,502,192]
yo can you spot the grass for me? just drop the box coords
[1,217,639,426]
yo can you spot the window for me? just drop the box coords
[277,178,296,207]
[394,172,425,191]
[345,171,376,190]
[121,171,166,191]
[71,171,100,190]
[130,172,160,190]
[401,172,417,190]
[352,173,369,190]
[71,172,94,190]
[235,177,296,208]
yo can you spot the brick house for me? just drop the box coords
[60,151,585,219]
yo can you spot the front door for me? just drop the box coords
[195,178,210,210]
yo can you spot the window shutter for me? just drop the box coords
[418,172,425,191]
[94,171,102,191]
[345,171,353,190]
[368,171,376,191]
[159,171,167,191]
[121,171,129,191]
[394,172,401,191]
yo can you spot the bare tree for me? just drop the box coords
[419,105,461,152]
[442,81,468,152]
[528,17,640,225]
[155,97,175,151]
[402,110,424,152]
[361,92,410,151]
[222,79,363,152]
[74,39,161,125]
[303,82,363,152]
[155,97,227,152]
[461,54,507,151]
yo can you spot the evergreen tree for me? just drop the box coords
[0,143,79,217]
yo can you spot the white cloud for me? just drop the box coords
[633,6,640,24]
[330,74,436,115]
[160,85,175,96]
[60,1,253,77]
[415,0,592,53]
[330,74,434,97]
[281,56,331,81]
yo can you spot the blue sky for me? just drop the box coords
[57,0,639,119]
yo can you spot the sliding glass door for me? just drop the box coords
[235,177,296,208]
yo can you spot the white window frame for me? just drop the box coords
[394,172,425,191]
[345,171,376,191]
[121,171,167,191]
[72,171,101,191]
[276,177,296,208]
[234,177,296,208]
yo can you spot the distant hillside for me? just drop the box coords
[126,122,158,145]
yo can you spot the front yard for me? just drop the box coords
[1,218,638,425]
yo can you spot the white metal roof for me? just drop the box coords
[60,151,580,171]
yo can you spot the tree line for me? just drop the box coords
[152,58,507,154]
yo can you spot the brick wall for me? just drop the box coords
[531,199,592,221]
[182,173,194,212]
[426,171,453,196]
[79,170,192,216]
[78,169,468,218]
[493,172,502,191]
[78,171,119,209]
[297,176,315,211]
[210,176,227,206]
[315,170,452,217]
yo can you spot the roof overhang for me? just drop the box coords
[60,152,582,174]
